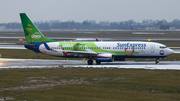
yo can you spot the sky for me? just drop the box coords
[0,0,180,23]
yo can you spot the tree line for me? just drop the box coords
[1,19,180,30]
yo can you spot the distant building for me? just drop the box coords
[145,27,159,30]
[169,27,176,30]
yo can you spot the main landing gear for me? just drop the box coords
[155,59,160,64]
[87,59,93,65]
[96,61,101,65]
[87,60,101,65]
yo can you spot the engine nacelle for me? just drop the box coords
[96,53,114,62]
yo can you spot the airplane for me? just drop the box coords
[19,13,174,65]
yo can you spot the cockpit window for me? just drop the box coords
[160,46,167,49]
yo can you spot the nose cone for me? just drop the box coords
[167,48,174,56]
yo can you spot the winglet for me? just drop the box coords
[95,37,99,41]
[42,39,52,50]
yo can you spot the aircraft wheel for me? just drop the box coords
[155,59,159,64]
[96,61,101,65]
[87,60,93,65]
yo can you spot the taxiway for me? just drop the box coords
[0,58,180,70]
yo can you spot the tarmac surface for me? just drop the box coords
[0,58,180,70]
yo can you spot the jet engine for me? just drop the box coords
[96,53,114,62]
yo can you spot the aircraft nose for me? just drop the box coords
[167,48,174,55]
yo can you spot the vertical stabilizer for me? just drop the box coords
[20,13,57,43]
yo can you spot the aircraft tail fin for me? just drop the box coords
[20,13,57,43]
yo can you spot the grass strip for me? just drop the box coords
[0,68,180,101]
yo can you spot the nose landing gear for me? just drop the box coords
[155,59,159,64]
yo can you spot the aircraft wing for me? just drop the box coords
[53,49,97,55]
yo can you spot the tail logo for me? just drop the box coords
[31,32,41,39]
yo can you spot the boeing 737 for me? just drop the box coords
[20,13,174,65]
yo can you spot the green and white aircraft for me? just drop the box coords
[20,13,174,65]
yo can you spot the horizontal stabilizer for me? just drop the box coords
[24,44,36,47]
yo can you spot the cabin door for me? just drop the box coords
[151,44,155,53]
